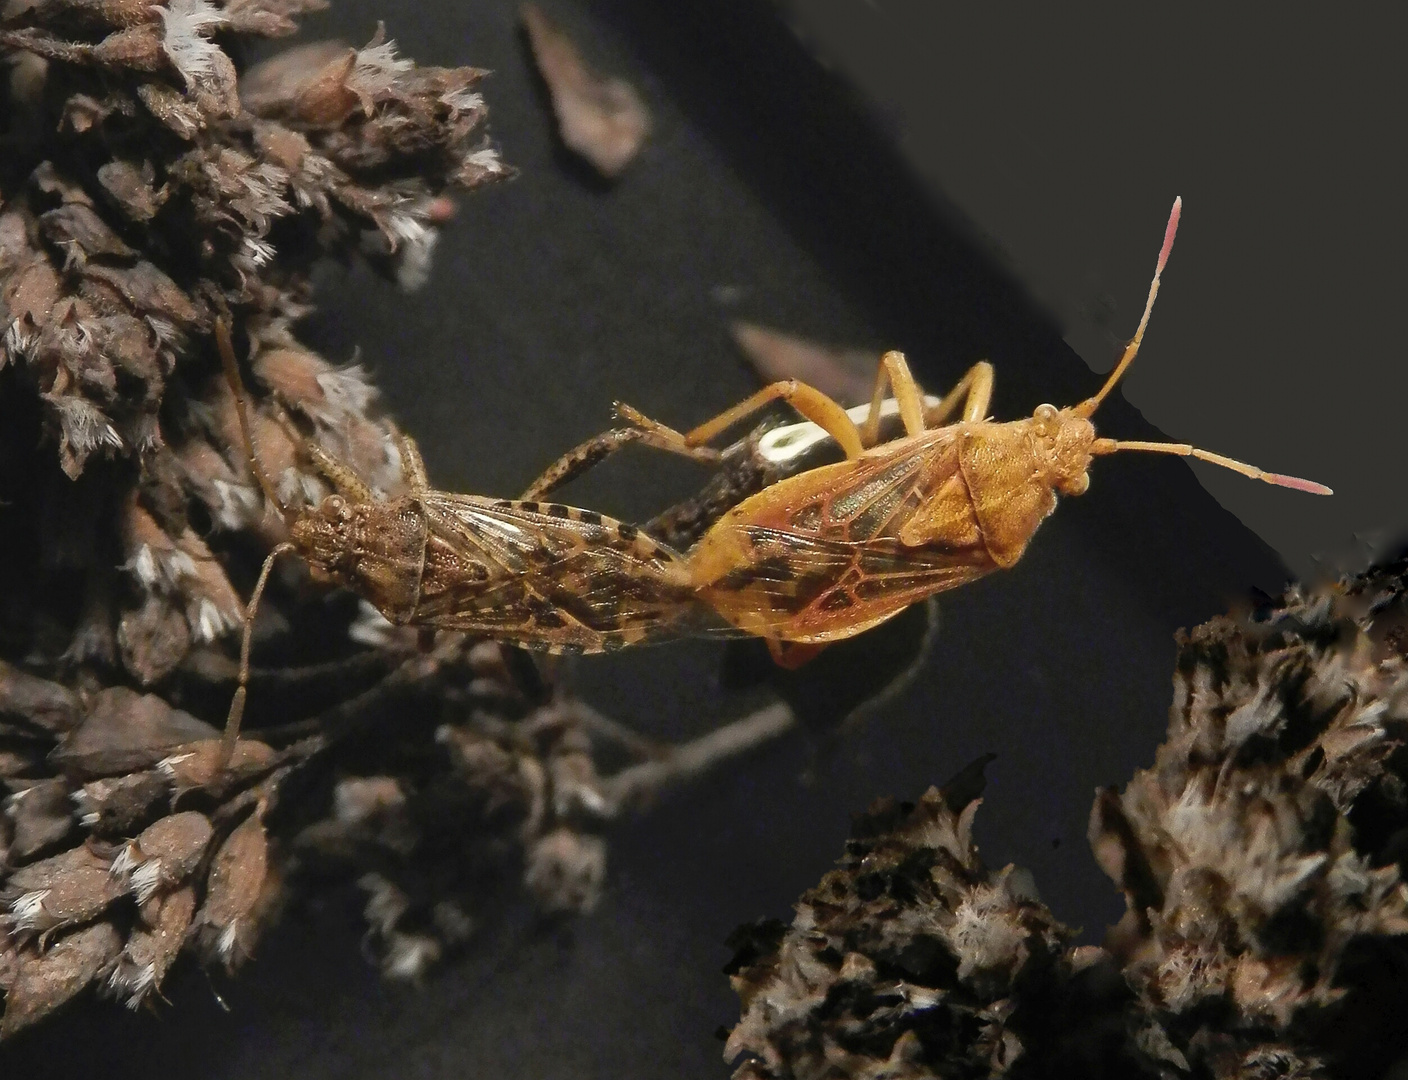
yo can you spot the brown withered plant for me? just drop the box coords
[0,0,794,1038]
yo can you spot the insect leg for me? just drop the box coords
[859,351,928,446]
[766,638,827,669]
[303,441,375,503]
[396,432,429,493]
[520,416,724,499]
[520,426,647,500]
[673,382,865,459]
[221,541,297,767]
[922,362,995,426]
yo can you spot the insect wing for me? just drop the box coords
[412,495,704,651]
[749,429,963,546]
[704,525,994,642]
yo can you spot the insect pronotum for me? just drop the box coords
[213,321,696,761]
[523,198,1331,665]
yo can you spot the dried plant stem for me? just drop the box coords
[602,702,796,814]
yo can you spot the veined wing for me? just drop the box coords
[702,524,995,643]
[411,494,709,653]
[744,428,966,546]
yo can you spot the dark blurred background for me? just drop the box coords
[2,1,1395,1077]
[778,1,1404,582]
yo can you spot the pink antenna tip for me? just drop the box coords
[1156,197,1182,275]
[1266,472,1333,496]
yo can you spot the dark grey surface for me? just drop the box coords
[0,2,1299,1077]
[781,0,1401,579]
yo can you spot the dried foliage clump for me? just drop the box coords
[0,0,511,1034]
[725,763,1111,1080]
[521,2,649,179]
[727,558,1408,1080]
[0,0,795,1038]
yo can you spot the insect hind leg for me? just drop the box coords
[521,426,650,500]
[520,412,723,501]
[923,361,995,427]
[220,541,296,767]
[860,351,928,446]
[676,382,865,460]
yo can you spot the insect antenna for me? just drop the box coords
[212,319,301,764]
[1074,197,1182,420]
[1089,437,1332,494]
[1066,201,1331,496]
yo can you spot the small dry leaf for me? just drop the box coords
[0,922,122,1038]
[2,843,126,933]
[106,884,196,1007]
[112,811,213,902]
[159,739,274,795]
[0,662,82,735]
[118,595,193,685]
[74,771,167,836]
[53,687,217,780]
[521,3,649,178]
[730,322,877,406]
[5,779,74,862]
[197,811,269,969]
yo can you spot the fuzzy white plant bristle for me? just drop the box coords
[277,466,325,510]
[210,478,263,530]
[46,394,123,454]
[106,960,159,1008]
[145,315,181,347]
[395,227,439,292]
[216,920,240,961]
[110,841,143,878]
[159,0,229,86]
[465,148,507,175]
[7,890,51,931]
[188,596,239,643]
[125,544,197,593]
[3,317,34,360]
[158,752,195,780]
[240,237,276,268]
[352,38,413,96]
[71,789,101,829]
[439,88,484,114]
[383,933,440,981]
[129,859,165,904]
[315,365,378,419]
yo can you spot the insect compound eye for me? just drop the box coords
[1034,403,1059,438]
[323,494,352,523]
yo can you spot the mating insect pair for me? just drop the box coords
[215,198,1329,756]
[527,198,1329,664]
